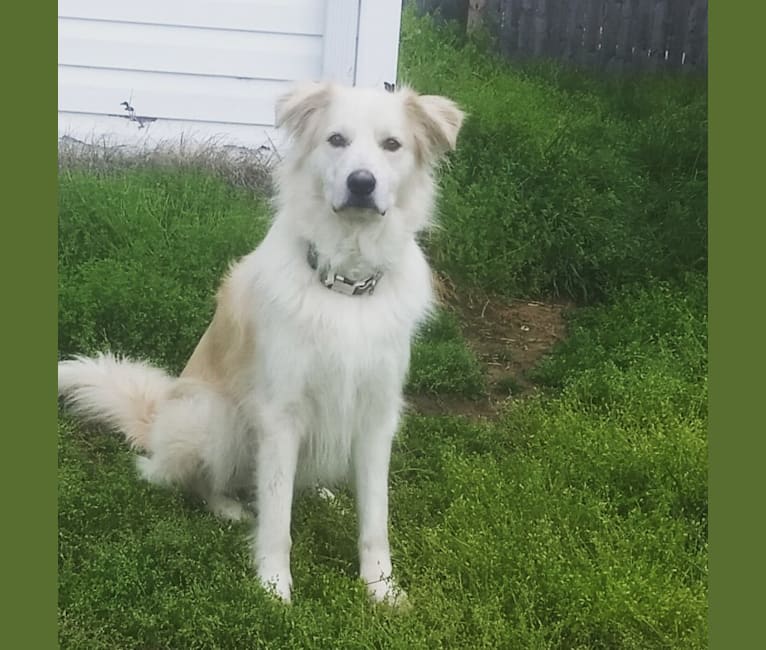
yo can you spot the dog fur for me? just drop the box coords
[58,82,464,604]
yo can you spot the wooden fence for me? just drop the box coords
[414,0,707,72]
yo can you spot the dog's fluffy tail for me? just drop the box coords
[58,353,175,450]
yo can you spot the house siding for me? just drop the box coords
[59,0,399,150]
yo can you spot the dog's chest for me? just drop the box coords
[303,331,402,484]
[262,290,413,485]
[296,292,410,413]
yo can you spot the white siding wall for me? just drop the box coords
[58,0,402,150]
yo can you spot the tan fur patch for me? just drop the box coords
[275,82,333,141]
[404,91,465,163]
[181,271,254,388]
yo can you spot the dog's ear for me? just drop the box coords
[405,92,465,162]
[275,82,332,139]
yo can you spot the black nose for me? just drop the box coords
[346,169,376,196]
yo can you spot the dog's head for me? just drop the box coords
[275,82,464,222]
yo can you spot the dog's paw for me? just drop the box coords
[255,559,293,603]
[135,455,165,485]
[206,495,253,523]
[259,573,292,603]
[365,575,410,610]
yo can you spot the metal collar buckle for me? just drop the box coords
[307,243,383,297]
[323,271,382,296]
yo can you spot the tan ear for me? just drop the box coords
[406,92,465,162]
[275,82,332,139]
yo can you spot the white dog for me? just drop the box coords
[58,82,464,605]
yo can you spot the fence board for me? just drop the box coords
[639,0,653,53]
[666,0,692,69]
[561,0,584,61]
[646,0,667,70]
[697,6,708,68]
[621,0,636,65]
[501,0,520,57]
[600,0,621,66]
[684,0,707,68]
[485,0,504,35]
[542,0,563,59]
[517,0,533,56]
[530,0,546,56]
[581,0,604,67]
[619,0,636,70]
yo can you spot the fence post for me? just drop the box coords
[467,0,488,34]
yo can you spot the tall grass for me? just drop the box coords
[58,167,271,372]
[400,7,707,300]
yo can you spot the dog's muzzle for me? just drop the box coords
[337,169,382,214]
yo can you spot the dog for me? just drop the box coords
[58,81,464,605]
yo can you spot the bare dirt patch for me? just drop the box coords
[409,278,573,418]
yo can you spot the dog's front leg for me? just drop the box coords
[353,409,406,606]
[253,409,300,603]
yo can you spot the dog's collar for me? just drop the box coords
[306,243,383,297]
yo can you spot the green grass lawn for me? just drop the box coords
[58,10,707,649]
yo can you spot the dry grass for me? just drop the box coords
[58,134,276,197]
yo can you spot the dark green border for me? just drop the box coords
[0,3,57,647]
[709,2,764,648]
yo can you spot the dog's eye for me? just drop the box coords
[382,137,401,152]
[327,133,349,148]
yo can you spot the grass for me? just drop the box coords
[409,310,486,396]
[57,9,707,649]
